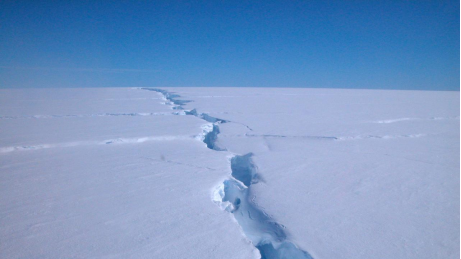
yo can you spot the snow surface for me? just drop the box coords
[0,87,459,258]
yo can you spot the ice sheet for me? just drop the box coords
[1,87,458,258]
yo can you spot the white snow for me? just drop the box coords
[0,87,459,258]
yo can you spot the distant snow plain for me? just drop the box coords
[0,87,459,258]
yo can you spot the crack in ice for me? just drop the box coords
[214,153,313,259]
[143,88,228,151]
[144,88,313,259]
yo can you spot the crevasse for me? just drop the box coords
[144,88,313,259]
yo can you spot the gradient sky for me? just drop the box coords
[0,1,459,90]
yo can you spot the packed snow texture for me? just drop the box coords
[0,87,459,259]
[146,88,310,258]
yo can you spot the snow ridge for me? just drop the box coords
[144,88,312,259]
[244,133,337,140]
[0,112,171,120]
[0,135,190,153]
[373,116,460,124]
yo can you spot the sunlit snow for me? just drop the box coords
[0,87,458,258]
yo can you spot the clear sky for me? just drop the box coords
[0,1,459,90]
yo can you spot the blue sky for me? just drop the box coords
[0,1,459,90]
